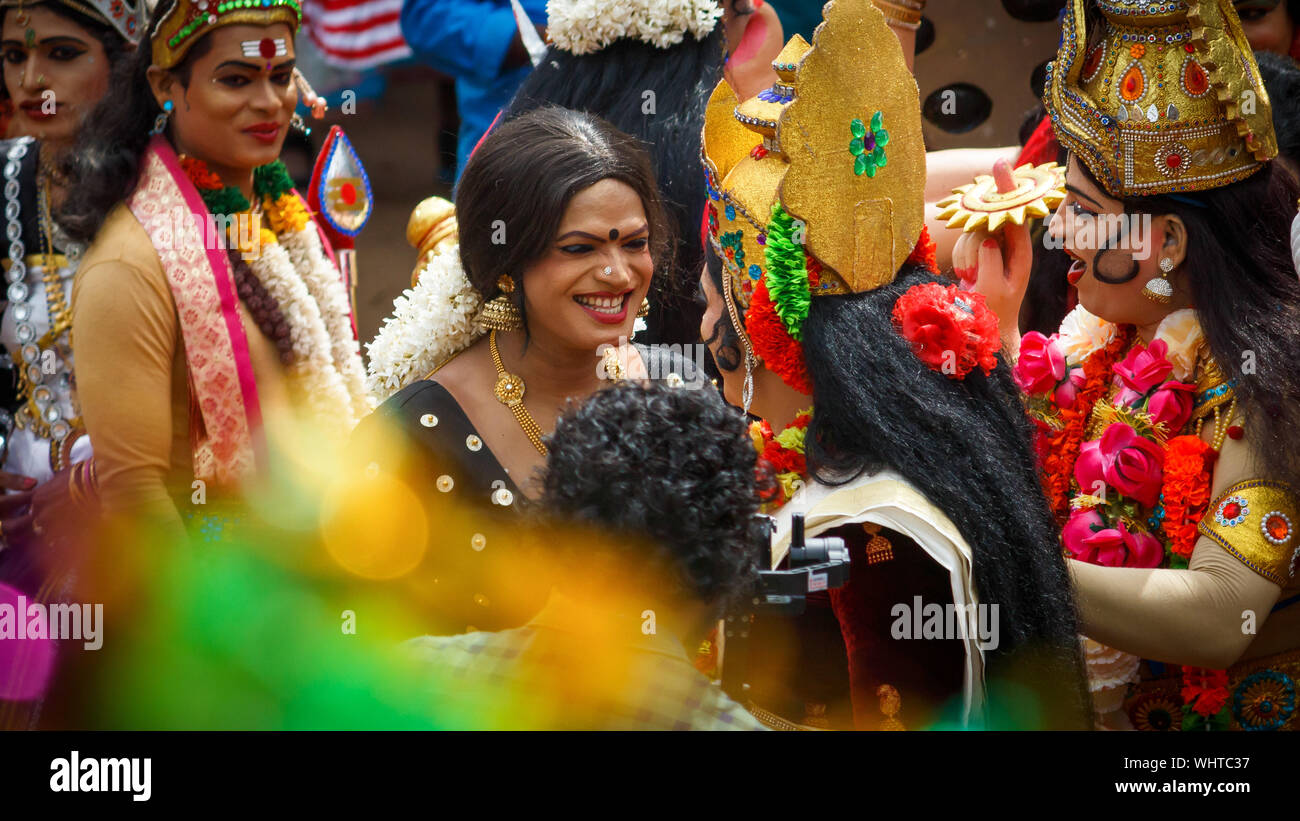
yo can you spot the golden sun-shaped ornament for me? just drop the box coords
[935,161,1066,234]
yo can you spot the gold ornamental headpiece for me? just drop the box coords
[151,0,302,69]
[1,0,144,44]
[701,0,926,319]
[1044,0,1277,198]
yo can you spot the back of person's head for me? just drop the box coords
[542,382,764,620]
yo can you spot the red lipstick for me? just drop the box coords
[18,101,56,122]
[573,291,632,325]
[243,122,282,144]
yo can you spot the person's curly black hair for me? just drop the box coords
[542,382,766,619]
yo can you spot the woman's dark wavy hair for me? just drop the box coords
[704,255,1092,729]
[504,28,724,347]
[542,381,766,620]
[456,105,670,338]
[1075,156,1300,494]
[0,4,132,104]
[56,0,213,244]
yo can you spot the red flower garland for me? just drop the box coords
[751,411,813,512]
[1040,326,1133,519]
[1160,435,1214,560]
[747,279,813,395]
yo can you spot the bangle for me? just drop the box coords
[873,0,924,28]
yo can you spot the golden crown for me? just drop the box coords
[701,0,927,316]
[1044,0,1277,198]
[151,0,302,69]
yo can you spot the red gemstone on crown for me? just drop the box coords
[259,38,276,59]
[1184,60,1209,96]
[1222,502,1242,520]
[1166,153,1182,169]
[1266,515,1290,542]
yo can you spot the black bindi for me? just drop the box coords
[608,228,619,240]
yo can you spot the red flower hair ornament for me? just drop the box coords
[892,282,1000,380]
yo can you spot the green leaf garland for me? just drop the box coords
[194,160,295,217]
[763,203,812,341]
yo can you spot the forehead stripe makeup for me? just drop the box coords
[242,37,287,59]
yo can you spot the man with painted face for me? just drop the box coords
[53,0,369,545]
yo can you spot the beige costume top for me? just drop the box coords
[71,204,291,531]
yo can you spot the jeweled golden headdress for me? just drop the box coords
[701,0,928,394]
[1045,0,1277,197]
[1,0,144,44]
[151,0,302,69]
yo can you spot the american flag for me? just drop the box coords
[302,0,412,70]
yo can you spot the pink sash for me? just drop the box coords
[127,136,264,486]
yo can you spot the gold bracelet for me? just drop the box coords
[873,0,923,28]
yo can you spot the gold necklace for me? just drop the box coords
[490,329,548,456]
[488,330,627,457]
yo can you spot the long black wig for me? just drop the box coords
[504,26,726,350]
[704,249,1093,729]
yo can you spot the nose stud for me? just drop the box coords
[601,266,612,276]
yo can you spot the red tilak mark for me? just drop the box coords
[259,38,276,59]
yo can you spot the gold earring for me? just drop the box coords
[480,274,523,331]
[1142,257,1174,304]
[636,297,649,318]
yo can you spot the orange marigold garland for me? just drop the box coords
[1159,435,1214,563]
[265,192,311,235]
[1040,326,1133,519]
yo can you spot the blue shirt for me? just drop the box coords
[400,0,549,180]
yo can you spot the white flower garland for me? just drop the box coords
[279,226,373,420]
[365,244,486,403]
[546,0,723,55]
[242,230,359,437]
[1056,303,1204,382]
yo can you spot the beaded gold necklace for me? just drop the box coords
[488,329,625,456]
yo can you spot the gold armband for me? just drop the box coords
[1198,480,1298,586]
[872,0,924,30]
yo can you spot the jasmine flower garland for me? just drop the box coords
[185,156,366,434]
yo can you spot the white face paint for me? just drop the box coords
[240,37,287,58]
